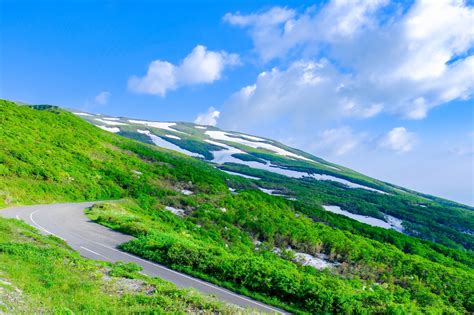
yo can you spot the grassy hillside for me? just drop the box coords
[0,100,239,313]
[78,110,474,251]
[1,99,473,313]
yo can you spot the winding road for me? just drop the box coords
[0,202,286,314]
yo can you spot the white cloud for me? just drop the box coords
[194,107,220,126]
[128,45,240,96]
[379,127,417,153]
[223,7,295,27]
[94,91,111,105]
[128,61,176,96]
[313,127,366,156]
[219,60,384,131]
[221,0,474,123]
[224,1,387,61]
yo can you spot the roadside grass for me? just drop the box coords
[0,217,239,313]
[87,200,472,314]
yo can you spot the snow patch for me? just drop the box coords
[205,130,311,161]
[95,118,128,126]
[206,139,386,194]
[206,140,308,178]
[194,126,207,129]
[309,174,387,194]
[98,126,120,133]
[258,187,285,197]
[137,129,203,158]
[258,187,296,200]
[129,120,184,133]
[294,252,337,270]
[73,112,93,116]
[164,206,185,217]
[322,205,403,232]
[273,248,337,270]
[165,134,181,140]
[222,170,261,180]
[102,117,121,121]
[234,133,266,142]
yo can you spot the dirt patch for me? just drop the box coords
[101,268,155,296]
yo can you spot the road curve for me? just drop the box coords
[0,202,287,314]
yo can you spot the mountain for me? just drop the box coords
[75,109,474,251]
[1,99,473,313]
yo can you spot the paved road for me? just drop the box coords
[0,202,287,314]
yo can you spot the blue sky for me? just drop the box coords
[1,0,473,205]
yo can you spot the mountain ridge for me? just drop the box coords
[69,107,473,207]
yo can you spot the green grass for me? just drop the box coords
[1,99,473,314]
[87,111,474,251]
[0,217,236,313]
[87,199,473,314]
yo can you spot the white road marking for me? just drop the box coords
[80,246,106,258]
[21,204,286,314]
[94,242,284,314]
[29,210,66,241]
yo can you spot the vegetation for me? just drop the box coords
[86,111,474,251]
[0,217,235,313]
[1,99,473,313]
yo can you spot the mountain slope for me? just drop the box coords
[1,100,473,313]
[75,109,474,251]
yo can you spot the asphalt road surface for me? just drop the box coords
[1,202,287,314]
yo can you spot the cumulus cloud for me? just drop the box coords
[94,91,111,105]
[128,45,240,96]
[219,59,383,131]
[220,0,474,126]
[224,1,387,62]
[194,107,220,126]
[379,127,417,153]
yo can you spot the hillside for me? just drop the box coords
[76,109,474,251]
[1,99,473,313]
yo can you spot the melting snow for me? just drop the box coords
[180,189,193,195]
[137,130,203,158]
[165,134,181,140]
[258,187,286,197]
[222,170,261,180]
[273,247,337,270]
[234,133,266,142]
[294,252,337,270]
[258,187,296,200]
[102,117,121,121]
[206,139,387,194]
[206,140,309,178]
[129,120,184,133]
[205,130,311,161]
[73,112,93,116]
[194,126,207,129]
[322,205,403,232]
[95,118,128,126]
[98,126,120,133]
[164,206,185,217]
[309,174,387,194]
